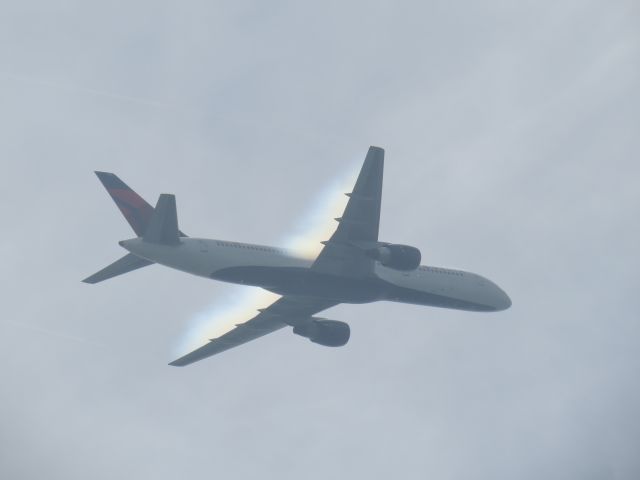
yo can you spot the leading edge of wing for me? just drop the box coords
[169,296,339,367]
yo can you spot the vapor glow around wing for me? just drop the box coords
[173,287,281,357]
[283,164,359,258]
[172,159,360,358]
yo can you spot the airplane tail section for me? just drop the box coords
[143,194,180,245]
[94,171,155,236]
[95,171,188,237]
[82,253,153,284]
[85,173,187,284]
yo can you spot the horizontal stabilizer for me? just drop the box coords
[82,253,153,284]
[143,194,180,245]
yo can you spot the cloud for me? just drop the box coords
[0,1,638,479]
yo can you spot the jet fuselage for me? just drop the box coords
[120,237,511,312]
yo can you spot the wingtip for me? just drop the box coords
[81,274,99,284]
[364,146,385,166]
[169,353,192,367]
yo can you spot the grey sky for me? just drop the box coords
[1,1,639,479]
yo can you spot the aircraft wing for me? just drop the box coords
[312,146,384,276]
[169,296,339,366]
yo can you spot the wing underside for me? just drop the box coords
[170,296,338,366]
[312,146,384,276]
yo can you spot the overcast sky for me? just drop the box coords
[1,1,639,479]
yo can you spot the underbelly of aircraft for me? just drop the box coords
[210,265,493,311]
[384,284,495,311]
[210,266,386,303]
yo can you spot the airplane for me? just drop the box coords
[83,146,511,366]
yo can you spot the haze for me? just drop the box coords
[1,1,638,479]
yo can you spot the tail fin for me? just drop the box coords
[82,253,153,284]
[143,194,180,245]
[94,172,187,237]
[95,171,155,236]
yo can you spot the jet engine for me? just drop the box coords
[368,244,421,271]
[293,318,350,347]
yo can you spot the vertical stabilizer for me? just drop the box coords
[143,194,180,245]
[94,171,187,237]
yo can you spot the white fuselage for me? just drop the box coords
[120,237,511,312]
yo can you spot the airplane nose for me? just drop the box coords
[475,274,512,311]
[492,285,512,311]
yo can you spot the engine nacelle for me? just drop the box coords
[293,318,350,347]
[368,244,421,271]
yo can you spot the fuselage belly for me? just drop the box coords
[120,237,511,313]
